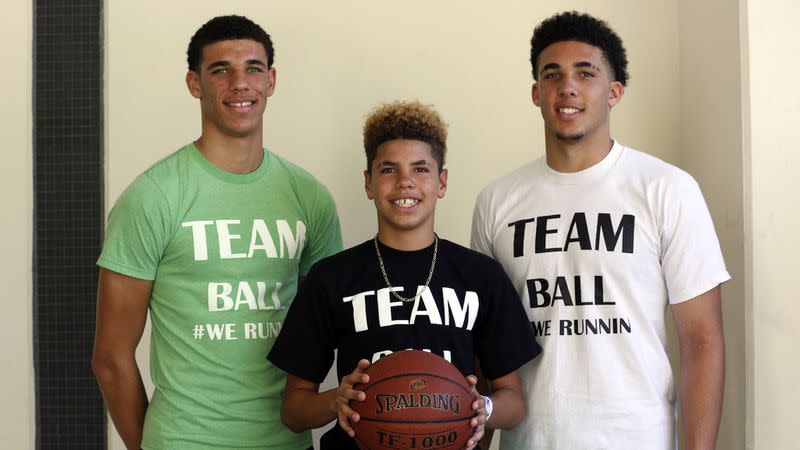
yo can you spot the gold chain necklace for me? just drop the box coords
[373,235,438,303]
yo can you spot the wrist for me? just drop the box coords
[482,395,494,422]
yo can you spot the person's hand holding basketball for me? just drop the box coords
[465,375,486,450]
[335,359,371,437]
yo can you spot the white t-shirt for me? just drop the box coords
[471,141,729,450]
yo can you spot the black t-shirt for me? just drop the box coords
[268,237,541,448]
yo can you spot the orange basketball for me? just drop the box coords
[351,350,476,450]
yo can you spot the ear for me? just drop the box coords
[437,168,448,199]
[364,170,374,200]
[608,81,624,108]
[186,70,201,99]
[266,67,277,97]
[531,83,541,107]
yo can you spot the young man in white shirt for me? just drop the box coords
[471,11,728,450]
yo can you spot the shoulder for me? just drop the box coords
[119,144,195,201]
[619,144,699,188]
[267,150,336,206]
[267,150,326,186]
[139,144,195,181]
[306,240,371,275]
[114,147,185,201]
[438,239,507,274]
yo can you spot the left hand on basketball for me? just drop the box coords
[465,375,486,450]
[335,359,371,437]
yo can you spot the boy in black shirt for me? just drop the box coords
[268,101,540,449]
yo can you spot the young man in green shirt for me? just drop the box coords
[92,15,342,450]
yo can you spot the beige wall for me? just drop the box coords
[677,1,745,449]
[105,1,682,448]
[105,0,681,246]
[10,1,791,449]
[743,1,800,448]
[0,0,33,447]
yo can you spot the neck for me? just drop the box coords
[544,133,614,173]
[194,132,264,174]
[376,226,436,251]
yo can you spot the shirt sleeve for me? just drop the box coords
[660,173,730,303]
[268,263,337,383]
[299,181,343,277]
[470,188,495,257]
[97,173,172,280]
[474,258,541,380]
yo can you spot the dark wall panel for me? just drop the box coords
[33,1,105,449]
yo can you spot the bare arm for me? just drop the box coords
[470,368,526,450]
[484,371,526,430]
[671,285,725,450]
[91,268,152,450]
[280,359,370,435]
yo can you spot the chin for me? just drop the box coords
[556,132,585,141]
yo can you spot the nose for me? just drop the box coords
[230,69,249,91]
[558,78,577,97]
[396,170,414,189]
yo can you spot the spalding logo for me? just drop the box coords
[409,378,427,391]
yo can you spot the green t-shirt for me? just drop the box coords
[98,144,342,450]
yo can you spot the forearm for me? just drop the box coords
[281,387,338,432]
[93,357,148,450]
[485,385,526,430]
[679,336,724,450]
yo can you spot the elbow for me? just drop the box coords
[512,400,527,429]
[91,349,128,389]
[493,390,527,430]
[504,398,527,430]
[91,351,111,384]
[280,405,310,433]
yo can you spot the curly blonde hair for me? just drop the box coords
[363,100,448,173]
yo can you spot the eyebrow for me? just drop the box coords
[540,61,602,73]
[375,159,430,167]
[574,61,602,71]
[205,59,267,71]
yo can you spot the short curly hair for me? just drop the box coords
[187,15,275,72]
[530,11,629,86]
[363,101,448,173]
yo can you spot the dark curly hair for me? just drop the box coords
[363,101,448,173]
[530,11,629,86]
[187,15,274,72]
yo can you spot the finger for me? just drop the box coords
[341,386,366,402]
[471,396,486,413]
[356,358,371,371]
[338,410,360,437]
[465,428,484,449]
[343,371,370,387]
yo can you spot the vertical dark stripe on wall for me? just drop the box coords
[33,1,105,449]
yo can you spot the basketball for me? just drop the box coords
[350,350,476,450]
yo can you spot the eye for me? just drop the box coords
[414,167,430,173]
[380,167,396,174]
[543,72,559,80]
[579,71,595,78]
[211,67,230,75]
[247,66,265,73]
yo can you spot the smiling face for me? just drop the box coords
[532,40,622,144]
[186,39,276,140]
[365,139,448,246]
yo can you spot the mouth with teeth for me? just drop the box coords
[225,100,255,108]
[393,198,419,208]
[558,106,581,116]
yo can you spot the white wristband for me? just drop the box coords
[482,395,493,421]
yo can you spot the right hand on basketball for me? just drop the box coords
[335,358,371,437]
